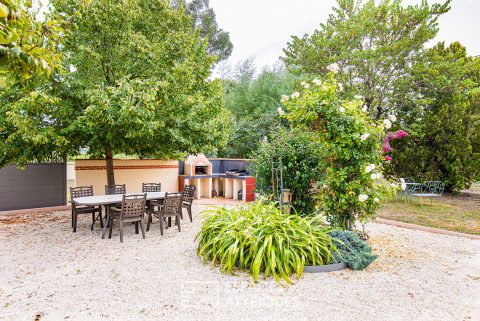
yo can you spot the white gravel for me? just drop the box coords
[1,205,479,321]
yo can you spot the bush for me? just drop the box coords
[253,128,325,215]
[196,200,337,285]
[328,230,378,270]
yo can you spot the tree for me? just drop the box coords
[0,0,64,81]
[388,42,480,191]
[283,0,450,120]
[217,60,299,158]
[1,0,230,187]
[173,0,233,64]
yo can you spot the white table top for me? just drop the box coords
[73,192,166,206]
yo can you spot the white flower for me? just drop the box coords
[376,173,382,179]
[280,95,289,103]
[301,81,306,86]
[389,114,397,122]
[401,183,407,190]
[339,106,345,113]
[354,95,364,100]
[304,83,310,89]
[69,64,77,73]
[321,85,328,91]
[338,83,344,92]
[291,92,300,99]
[358,194,369,202]
[374,197,379,203]
[362,106,368,113]
[383,119,392,129]
[400,178,405,184]
[365,164,376,173]
[327,62,340,74]
[360,133,370,141]
[277,107,285,115]
[313,78,322,85]
[371,173,377,180]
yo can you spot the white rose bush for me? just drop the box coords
[280,71,402,229]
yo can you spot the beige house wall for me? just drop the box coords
[75,159,179,195]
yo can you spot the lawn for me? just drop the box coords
[379,194,480,235]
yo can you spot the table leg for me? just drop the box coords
[101,205,110,239]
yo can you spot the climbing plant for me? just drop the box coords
[281,69,397,229]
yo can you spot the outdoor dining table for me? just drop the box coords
[73,192,166,239]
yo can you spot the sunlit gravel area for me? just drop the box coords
[1,205,479,321]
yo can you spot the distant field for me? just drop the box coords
[379,194,480,235]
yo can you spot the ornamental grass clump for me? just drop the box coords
[196,201,337,285]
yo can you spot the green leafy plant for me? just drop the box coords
[329,230,378,270]
[253,127,326,215]
[196,200,337,285]
[282,73,396,229]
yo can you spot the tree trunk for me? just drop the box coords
[105,149,115,187]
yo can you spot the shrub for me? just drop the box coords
[196,200,337,285]
[253,128,326,215]
[329,230,378,270]
[282,72,396,229]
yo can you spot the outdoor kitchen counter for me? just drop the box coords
[178,175,255,201]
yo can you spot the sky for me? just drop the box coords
[210,0,480,75]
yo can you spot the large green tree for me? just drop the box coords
[283,0,450,120]
[218,60,299,158]
[0,0,64,81]
[173,0,233,64]
[388,42,480,191]
[1,0,230,186]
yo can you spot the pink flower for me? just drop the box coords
[387,132,396,141]
[382,141,393,153]
[384,155,393,161]
[395,130,408,139]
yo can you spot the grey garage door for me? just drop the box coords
[0,161,67,211]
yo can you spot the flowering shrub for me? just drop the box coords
[281,71,396,229]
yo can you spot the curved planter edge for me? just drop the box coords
[304,262,347,273]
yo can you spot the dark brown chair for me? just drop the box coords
[182,185,196,222]
[105,184,126,195]
[70,186,102,233]
[152,192,183,235]
[108,193,146,243]
[142,183,161,192]
[142,183,162,229]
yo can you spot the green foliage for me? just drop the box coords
[0,0,65,81]
[1,0,230,181]
[196,200,337,285]
[283,0,450,120]
[389,42,480,191]
[282,73,395,229]
[179,0,233,64]
[253,128,325,215]
[329,230,378,270]
[218,61,299,158]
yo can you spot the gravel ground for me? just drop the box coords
[1,205,479,321]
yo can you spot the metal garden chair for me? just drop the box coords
[70,186,103,233]
[108,193,147,243]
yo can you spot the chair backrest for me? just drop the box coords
[105,184,126,195]
[142,182,161,192]
[70,185,94,200]
[120,194,147,219]
[183,185,196,204]
[162,192,183,215]
[422,181,445,195]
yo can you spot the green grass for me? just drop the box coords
[379,196,480,235]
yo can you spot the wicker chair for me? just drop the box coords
[105,184,126,195]
[153,192,183,235]
[108,193,147,243]
[70,186,102,233]
[182,185,196,222]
